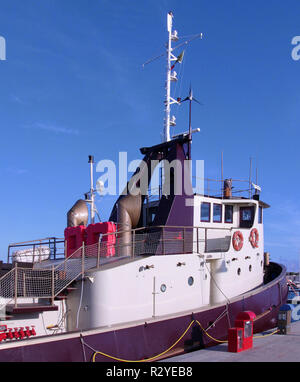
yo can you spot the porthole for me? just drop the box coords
[160,284,167,293]
[249,265,252,272]
[261,261,263,267]
[188,276,194,286]
[237,268,241,276]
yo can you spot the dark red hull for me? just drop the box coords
[0,263,287,362]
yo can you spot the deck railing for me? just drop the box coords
[0,225,234,313]
[194,177,255,199]
[0,242,96,313]
[148,177,257,200]
[7,237,65,264]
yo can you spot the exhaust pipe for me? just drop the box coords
[116,194,142,256]
[223,179,232,199]
[67,199,89,227]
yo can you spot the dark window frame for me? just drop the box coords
[258,206,263,224]
[239,206,255,228]
[213,203,222,223]
[224,205,233,224]
[201,202,211,222]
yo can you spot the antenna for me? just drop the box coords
[85,155,101,224]
[249,157,252,199]
[179,86,203,158]
[221,151,224,197]
[88,155,95,224]
[143,12,203,143]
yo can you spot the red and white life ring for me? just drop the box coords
[249,228,259,248]
[232,231,243,251]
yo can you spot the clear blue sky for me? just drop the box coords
[0,0,299,270]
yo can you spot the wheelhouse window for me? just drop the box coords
[240,206,255,228]
[201,202,211,222]
[213,203,222,223]
[225,205,233,223]
[258,206,263,224]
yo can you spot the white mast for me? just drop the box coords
[164,11,180,142]
[164,12,172,142]
[155,11,202,142]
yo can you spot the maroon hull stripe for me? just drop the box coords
[0,265,288,362]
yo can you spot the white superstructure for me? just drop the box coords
[64,194,267,331]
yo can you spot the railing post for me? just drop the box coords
[64,248,67,275]
[33,244,37,263]
[197,227,199,254]
[82,242,85,277]
[205,228,208,253]
[162,227,165,255]
[53,238,57,260]
[97,240,100,268]
[51,265,55,305]
[23,271,26,298]
[14,263,18,308]
[183,228,185,253]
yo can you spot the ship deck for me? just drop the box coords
[161,319,300,362]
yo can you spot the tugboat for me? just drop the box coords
[0,12,287,362]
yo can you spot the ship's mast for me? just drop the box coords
[164,11,180,142]
[162,12,203,142]
[164,12,172,142]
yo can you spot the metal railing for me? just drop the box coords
[147,177,255,201]
[192,177,255,199]
[110,225,232,256]
[7,237,65,264]
[0,242,96,312]
[0,225,234,312]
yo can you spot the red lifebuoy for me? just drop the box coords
[232,231,243,251]
[249,228,259,248]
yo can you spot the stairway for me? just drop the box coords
[0,244,93,318]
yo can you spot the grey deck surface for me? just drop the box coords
[161,320,300,362]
